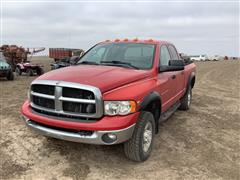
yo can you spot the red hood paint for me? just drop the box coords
[37,65,152,92]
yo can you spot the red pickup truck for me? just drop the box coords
[21,39,196,161]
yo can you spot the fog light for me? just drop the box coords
[102,133,117,144]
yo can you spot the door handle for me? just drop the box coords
[171,75,176,79]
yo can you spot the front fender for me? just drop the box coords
[103,78,157,109]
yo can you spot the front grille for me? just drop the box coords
[32,107,98,122]
[30,80,103,120]
[32,84,55,95]
[63,101,96,114]
[62,87,94,99]
[32,96,55,109]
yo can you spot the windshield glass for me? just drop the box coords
[0,60,9,67]
[78,43,155,70]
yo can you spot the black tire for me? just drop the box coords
[179,86,192,110]
[124,111,155,162]
[36,67,44,76]
[26,68,34,76]
[15,67,22,76]
[6,71,14,80]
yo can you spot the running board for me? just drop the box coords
[159,101,181,123]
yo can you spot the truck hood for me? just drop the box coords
[37,65,152,92]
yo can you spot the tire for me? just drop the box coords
[124,111,155,162]
[15,67,22,76]
[36,67,44,76]
[26,68,34,76]
[6,71,14,80]
[179,86,192,110]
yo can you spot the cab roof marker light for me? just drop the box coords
[123,38,129,42]
[115,39,120,42]
[133,38,138,42]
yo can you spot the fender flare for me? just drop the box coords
[187,72,196,90]
[139,91,162,111]
[16,63,24,69]
[139,91,162,133]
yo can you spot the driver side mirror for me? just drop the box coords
[159,60,185,72]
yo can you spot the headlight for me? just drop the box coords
[104,101,137,116]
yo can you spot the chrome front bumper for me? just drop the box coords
[22,116,135,145]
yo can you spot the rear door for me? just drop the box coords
[168,45,185,98]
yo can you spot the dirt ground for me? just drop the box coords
[0,58,239,180]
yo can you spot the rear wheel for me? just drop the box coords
[26,68,34,76]
[124,111,155,162]
[179,86,192,110]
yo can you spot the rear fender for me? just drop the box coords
[188,72,195,90]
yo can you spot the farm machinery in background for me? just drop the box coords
[0,45,45,76]
[49,48,84,70]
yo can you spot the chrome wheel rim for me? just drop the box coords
[142,122,153,153]
[187,91,191,107]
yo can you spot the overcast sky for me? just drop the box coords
[1,1,239,56]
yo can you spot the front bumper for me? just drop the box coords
[22,115,136,145]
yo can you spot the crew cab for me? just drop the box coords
[21,39,196,161]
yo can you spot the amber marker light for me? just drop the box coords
[133,38,138,42]
[130,100,137,113]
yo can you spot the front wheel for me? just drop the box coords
[36,67,44,75]
[6,71,14,80]
[179,87,192,110]
[124,111,155,162]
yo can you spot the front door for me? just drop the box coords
[157,45,178,112]
[168,45,185,99]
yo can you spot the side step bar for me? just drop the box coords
[159,101,181,123]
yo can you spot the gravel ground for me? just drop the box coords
[0,58,239,180]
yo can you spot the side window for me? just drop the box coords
[168,45,179,60]
[160,45,171,66]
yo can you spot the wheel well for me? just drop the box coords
[191,76,195,88]
[142,99,161,134]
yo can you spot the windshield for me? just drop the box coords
[78,43,155,70]
[0,60,9,67]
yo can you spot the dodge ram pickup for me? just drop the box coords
[21,39,196,162]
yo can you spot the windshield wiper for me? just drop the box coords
[100,61,139,69]
[78,61,99,65]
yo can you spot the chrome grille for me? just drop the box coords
[30,80,103,118]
